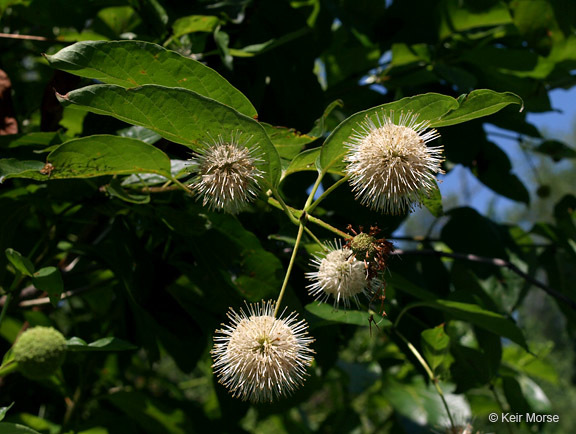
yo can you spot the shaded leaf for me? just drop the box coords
[534,139,576,161]
[434,300,528,350]
[105,178,150,204]
[107,391,196,434]
[5,248,34,277]
[0,160,45,184]
[45,135,171,179]
[32,266,64,306]
[0,423,42,434]
[305,302,391,328]
[421,324,452,374]
[66,336,137,352]
[172,15,219,37]
[0,402,14,422]
[421,181,443,217]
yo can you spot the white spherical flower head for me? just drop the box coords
[188,133,263,214]
[211,300,315,403]
[344,111,444,214]
[306,242,372,309]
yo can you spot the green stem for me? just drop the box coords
[304,227,327,250]
[171,177,194,196]
[307,174,350,213]
[267,197,350,239]
[396,330,456,431]
[0,360,17,377]
[273,223,305,318]
[394,302,430,328]
[491,383,515,434]
[303,172,324,210]
[271,188,300,225]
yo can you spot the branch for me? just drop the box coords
[0,32,58,42]
[392,249,576,311]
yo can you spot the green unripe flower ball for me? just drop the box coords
[350,233,377,259]
[13,326,67,380]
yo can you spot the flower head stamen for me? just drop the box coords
[306,241,378,309]
[188,132,263,214]
[211,300,315,403]
[344,111,444,214]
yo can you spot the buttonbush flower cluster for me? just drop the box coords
[208,111,444,402]
[187,133,263,214]
[344,111,444,214]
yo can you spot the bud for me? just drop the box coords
[13,326,67,379]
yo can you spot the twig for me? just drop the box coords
[392,249,576,311]
[0,32,58,42]
[18,279,113,308]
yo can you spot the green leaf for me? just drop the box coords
[45,40,256,117]
[32,267,64,306]
[380,376,466,428]
[534,140,576,161]
[421,324,452,374]
[107,391,196,434]
[0,423,42,434]
[66,336,137,352]
[421,180,443,217]
[318,93,459,173]
[5,248,34,277]
[308,99,344,138]
[262,123,317,160]
[172,15,219,37]
[284,148,321,178]
[45,135,171,179]
[433,300,528,350]
[432,90,523,127]
[0,402,14,421]
[305,302,391,328]
[57,85,281,186]
[105,178,150,204]
[0,160,45,183]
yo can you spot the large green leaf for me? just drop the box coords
[432,90,523,127]
[57,85,281,186]
[44,135,171,179]
[433,300,528,350]
[0,160,45,183]
[45,40,256,117]
[318,93,459,173]
[305,302,391,328]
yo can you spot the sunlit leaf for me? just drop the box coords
[45,40,256,117]
[57,85,281,186]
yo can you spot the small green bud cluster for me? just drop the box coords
[350,232,377,260]
[13,326,67,379]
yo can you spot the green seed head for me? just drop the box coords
[13,326,67,380]
[350,233,377,259]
